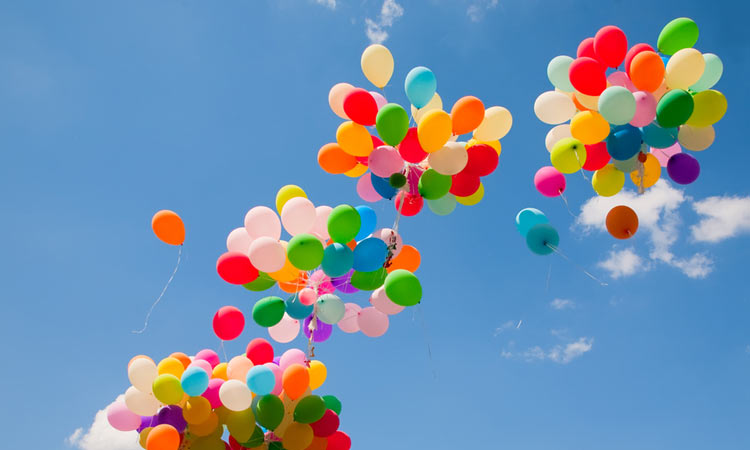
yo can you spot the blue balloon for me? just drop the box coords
[321,243,354,277]
[404,66,437,109]
[246,365,276,396]
[285,293,314,320]
[515,208,548,237]
[641,122,678,149]
[371,174,397,199]
[355,206,377,241]
[352,237,388,272]
[180,366,209,396]
[606,124,642,161]
[526,224,559,256]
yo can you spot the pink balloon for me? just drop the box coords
[244,206,281,240]
[370,91,387,110]
[630,91,657,127]
[369,287,405,315]
[311,206,332,241]
[370,228,402,256]
[338,303,362,333]
[265,362,283,395]
[309,270,335,295]
[281,197,316,236]
[226,227,252,254]
[368,146,405,178]
[248,237,286,273]
[607,71,636,92]
[268,313,300,343]
[107,400,141,431]
[651,142,682,167]
[357,173,383,203]
[226,355,254,381]
[195,349,220,368]
[357,307,389,338]
[188,359,213,375]
[279,348,307,371]
[298,288,317,306]
[202,378,224,408]
[534,166,566,197]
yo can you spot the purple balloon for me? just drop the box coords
[272,356,281,365]
[137,415,155,433]
[303,315,332,342]
[156,405,187,432]
[331,269,359,294]
[667,153,700,185]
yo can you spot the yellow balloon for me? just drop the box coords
[678,124,715,151]
[630,154,661,189]
[308,360,327,390]
[411,93,442,124]
[183,396,212,424]
[152,374,184,405]
[417,110,452,152]
[574,91,599,110]
[473,106,512,141]
[214,406,232,424]
[550,137,586,174]
[226,408,256,443]
[466,139,501,155]
[336,121,374,157]
[665,48,705,89]
[276,185,307,214]
[592,164,625,197]
[157,357,185,378]
[570,111,609,145]
[455,182,484,206]
[282,422,314,450]
[686,90,727,127]
[138,427,152,449]
[343,163,368,178]
[361,44,394,88]
[189,411,219,437]
[212,362,228,381]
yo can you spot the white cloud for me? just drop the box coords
[467,0,499,22]
[550,298,575,310]
[67,396,141,450]
[365,0,404,44]
[314,0,336,9]
[691,196,750,243]
[504,337,593,364]
[598,247,648,279]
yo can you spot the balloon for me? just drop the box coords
[125,386,160,416]
[226,356,253,382]
[219,380,253,412]
[449,171,480,197]
[370,173,397,200]
[268,314,300,344]
[352,237,388,272]
[246,365,276,396]
[667,153,700,184]
[343,89,378,126]
[370,91,387,110]
[405,66,437,108]
[189,412,219,437]
[202,379,224,409]
[417,109,453,153]
[350,267,387,291]
[336,121,373,157]
[383,269,421,306]
[152,374,184,405]
[455,183,484,206]
[216,252,258,285]
[294,396,327,424]
[275,185,307,214]
[181,366,210,397]
[464,144,499,176]
[569,57,606,96]
[545,124,572,153]
[252,296,286,328]
[686,90,727,127]
[630,153,661,189]
[394,191,424,216]
[534,166,566,197]
[328,431,352,450]
[256,395,284,430]
[311,410,339,437]
[211,363,228,381]
[582,142,610,171]
[344,163,368,178]
[356,174,383,203]
[337,303,362,333]
[108,401,142,431]
[361,44,394,88]
[316,293,346,324]
[245,206,281,241]
[607,71,636,92]
[370,286,405,315]
[428,141,468,175]
[411,93,443,124]
[598,87,636,125]
[212,306,244,341]
[287,234,324,271]
[157,357,186,379]
[473,106,512,141]
[574,90,599,110]
[534,91,576,125]
[398,127,428,163]
[366,147,402,179]
[245,338,274,365]
[657,17,699,55]
[281,198,316,236]
[613,148,641,173]
[151,210,185,246]
[665,48,705,89]
[547,55,575,92]
[308,360,327,390]
[656,89,694,128]
[156,405,187,432]
[651,142,682,167]
[515,208,548,237]
[328,83,354,119]
[417,169,451,199]
[129,358,158,393]
[678,125,715,151]
[630,91,657,127]
[183,396,212,424]
[281,422,314,450]
[577,37,596,59]
[570,111,609,145]
[285,294,314,320]
[691,54,723,91]
[355,307,388,337]
[628,51,665,92]
[146,424,180,450]
[330,269,358,294]
[526,223,559,255]
[550,137,586,174]
[327,205,361,244]
[594,25,628,68]
[592,164,625,196]
[605,205,639,239]
[303,315,333,342]
[226,228,252,254]
[451,96,485,135]
[248,237,286,273]
[282,364,310,400]
[320,243,353,278]
[641,122,678,149]
[195,349,220,368]
[606,125,642,161]
[243,272,276,292]
[625,43,654,73]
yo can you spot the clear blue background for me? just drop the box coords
[1,1,748,449]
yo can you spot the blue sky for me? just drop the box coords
[1,1,749,449]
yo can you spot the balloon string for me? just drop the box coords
[558,191,576,217]
[638,161,645,195]
[545,263,552,292]
[220,340,227,362]
[132,244,182,334]
[307,305,318,359]
[574,150,589,181]
[413,304,438,380]
[546,243,608,286]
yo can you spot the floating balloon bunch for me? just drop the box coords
[107,340,350,450]
[319,44,513,216]
[216,185,423,343]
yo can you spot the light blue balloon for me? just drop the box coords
[352,237,388,272]
[286,293,313,320]
[354,206,377,241]
[526,224,559,256]
[598,86,636,125]
[641,122,678,149]
[547,55,575,92]
[515,208,548,237]
[404,66,437,109]
[427,194,456,216]
[246,365,276,396]
[371,174,397,199]
[316,294,345,324]
[181,366,209,396]
[321,243,353,277]
[690,53,723,92]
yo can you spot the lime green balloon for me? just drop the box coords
[350,268,387,290]
[293,395,326,424]
[255,395,284,430]
[252,296,285,327]
[327,205,361,244]
[322,395,342,415]
[384,269,422,306]
[690,54,723,92]
[656,89,694,128]
[152,374,184,405]
[418,169,452,199]
[550,137,587,174]
[243,272,276,292]
[686,90,727,127]
[657,17,699,55]
[287,234,324,270]
[241,426,265,448]
[376,103,410,146]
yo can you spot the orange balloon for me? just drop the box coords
[628,51,665,92]
[606,205,639,239]
[152,210,185,246]
[169,352,191,369]
[279,272,309,294]
[318,143,358,175]
[450,96,485,135]
[305,436,329,450]
[146,424,180,450]
[387,245,420,273]
[282,364,310,400]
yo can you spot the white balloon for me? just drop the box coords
[427,141,468,175]
[281,197,316,236]
[219,379,253,411]
[124,386,160,416]
[248,237,286,272]
[545,124,572,153]
[128,358,157,393]
[268,313,300,343]
[534,91,576,125]
[226,227,253,254]
[244,206,281,240]
[311,206,333,241]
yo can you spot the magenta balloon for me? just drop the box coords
[202,378,224,408]
[667,153,700,185]
[195,349,220,368]
[357,307,389,337]
[534,166,566,197]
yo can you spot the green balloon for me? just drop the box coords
[322,395,342,415]
[389,172,407,188]
[656,89,694,128]
[350,268,387,291]
[252,296,285,327]
[657,17,699,56]
[243,272,276,292]
[293,395,326,424]
[427,195,457,216]
[376,103,410,146]
[384,269,422,306]
[287,234,324,270]
[255,395,284,430]
[418,169,452,200]
[327,205,361,244]
[598,86,636,125]
[241,426,265,447]
[268,442,284,450]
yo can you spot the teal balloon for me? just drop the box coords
[606,125,642,161]
[352,237,388,272]
[350,267,387,291]
[323,395,342,415]
[180,366,209,396]
[656,89,694,128]
[321,243,353,277]
[641,122,678,148]
[657,17,699,55]
[690,53,723,91]
[427,195,456,216]
[376,103,410,146]
[316,294,345,324]
[547,55,575,92]
[327,205,361,244]
[598,86,636,125]
[287,234,324,271]
[354,206,377,241]
[252,296,285,327]
[384,269,422,306]
[418,169,452,200]
[526,223,559,255]
[515,208,548,237]
[285,293,313,320]
[404,66,437,108]
[293,395,326,424]
[255,395,284,430]
[246,365,276,395]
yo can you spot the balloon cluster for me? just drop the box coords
[515,208,560,256]
[533,17,727,236]
[320,44,513,216]
[107,340,350,450]
[217,185,423,343]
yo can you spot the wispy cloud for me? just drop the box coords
[691,196,750,243]
[314,0,337,9]
[365,0,404,44]
[505,337,594,364]
[550,298,575,310]
[494,319,521,336]
[66,396,140,450]
[467,0,499,22]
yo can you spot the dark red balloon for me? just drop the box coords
[394,191,423,216]
[582,142,611,171]
[213,306,245,341]
[217,252,259,285]
[594,25,628,68]
[342,88,378,126]
[569,57,607,96]
[398,127,428,163]
[311,410,340,437]
[463,144,499,176]
[246,338,274,365]
[449,171,481,197]
[624,43,654,74]
[327,431,351,450]
[228,436,245,450]
[577,37,597,59]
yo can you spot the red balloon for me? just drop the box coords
[217,252,258,285]
[569,57,607,96]
[327,431,351,450]
[394,191,423,216]
[577,37,597,59]
[582,142,611,171]
[228,436,245,450]
[449,171,481,197]
[398,127,427,163]
[624,43,655,74]
[463,144,499,176]
[213,306,245,341]
[342,88,378,126]
[311,410,340,437]
[594,25,628,68]
[246,338,274,365]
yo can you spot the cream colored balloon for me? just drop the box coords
[473,106,513,141]
[328,83,354,119]
[534,91,576,124]
[665,48,705,89]
[218,380,253,411]
[226,355,254,381]
[128,358,158,393]
[545,124,572,152]
[411,92,443,124]
[361,44,394,88]
[678,125,715,151]
[427,141,468,175]
[574,91,599,110]
[124,386,161,416]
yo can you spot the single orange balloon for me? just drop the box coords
[317,143,358,175]
[282,364,310,400]
[628,51,665,92]
[169,352,191,369]
[146,424,180,450]
[152,210,185,246]
[606,205,639,239]
[450,96,485,135]
[279,272,309,294]
[387,245,421,273]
